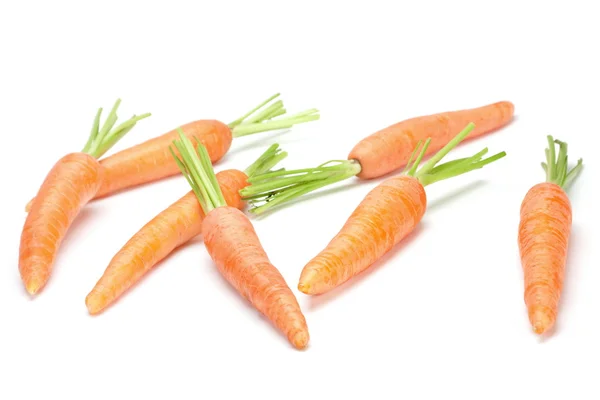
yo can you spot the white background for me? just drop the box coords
[1,1,599,399]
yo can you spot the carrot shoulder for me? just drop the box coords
[298,123,507,295]
[518,137,582,335]
[19,100,150,295]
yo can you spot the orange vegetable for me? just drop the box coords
[298,123,506,295]
[240,101,514,215]
[19,100,150,295]
[518,137,583,335]
[86,144,286,314]
[25,94,318,211]
[171,131,308,349]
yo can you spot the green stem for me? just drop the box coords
[226,93,319,138]
[240,160,361,215]
[82,99,151,159]
[231,112,320,137]
[170,128,227,214]
[243,143,288,178]
[541,136,583,189]
[405,122,505,185]
[228,93,280,128]
[412,122,475,177]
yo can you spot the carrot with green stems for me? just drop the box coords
[296,123,506,295]
[85,143,287,315]
[518,136,583,335]
[19,99,151,295]
[240,101,513,214]
[25,93,319,211]
[169,131,309,349]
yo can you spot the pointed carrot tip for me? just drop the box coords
[530,309,554,335]
[291,330,310,350]
[85,294,103,315]
[24,278,44,296]
[297,282,312,295]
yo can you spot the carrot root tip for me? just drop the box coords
[24,277,44,296]
[291,331,310,350]
[297,281,312,295]
[530,308,554,335]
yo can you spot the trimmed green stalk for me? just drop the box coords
[170,129,227,214]
[226,93,320,138]
[241,122,506,215]
[81,99,151,159]
[541,136,583,190]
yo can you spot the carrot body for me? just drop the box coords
[203,206,309,349]
[299,175,427,295]
[85,169,248,314]
[518,182,572,334]
[96,120,231,198]
[348,101,514,179]
[19,153,104,294]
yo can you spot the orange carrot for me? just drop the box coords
[19,100,151,295]
[171,131,309,349]
[86,144,286,314]
[240,101,514,215]
[298,123,506,295]
[25,93,318,211]
[518,136,583,335]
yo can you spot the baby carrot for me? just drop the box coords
[25,93,318,211]
[19,100,150,295]
[240,101,513,214]
[518,136,583,335]
[298,123,506,295]
[171,131,309,349]
[85,144,286,314]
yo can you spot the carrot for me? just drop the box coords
[85,144,287,314]
[239,101,513,214]
[24,93,318,211]
[19,100,151,295]
[298,123,506,295]
[170,131,309,349]
[518,136,583,335]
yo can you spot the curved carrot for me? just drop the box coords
[19,100,150,295]
[20,153,104,294]
[298,123,506,295]
[240,101,514,215]
[86,144,285,314]
[172,132,308,349]
[24,94,318,211]
[518,137,583,335]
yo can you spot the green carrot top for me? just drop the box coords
[170,128,288,214]
[226,93,320,138]
[82,99,151,159]
[240,122,507,215]
[541,135,583,190]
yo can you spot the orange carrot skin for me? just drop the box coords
[85,169,248,314]
[518,182,572,334]
[19,153,104,295]
[203,206,309,349]
[96,120,232,198]
[299,175,426,295]
[348,101,514,179]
